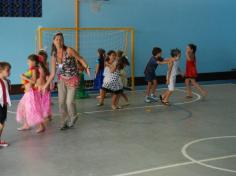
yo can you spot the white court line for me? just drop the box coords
[7,89,201,115]
[78,88,201,114]
[182,136,236,173]
[111,154,236,176]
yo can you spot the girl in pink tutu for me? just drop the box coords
[16,54,45,133]
[38,50,53,121]
[36,61,52,125]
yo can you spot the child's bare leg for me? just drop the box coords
[0,123,4,139]
[96,89,103,99]
[163,91,173,103]
[185,78,193,97]
[121,93,129,102]
[47,115,52,121]
[151,79,158,96]
[111,94,118,109]
[191,79,207,96]
[146,81,152,97]
[36,123,46,133]
[161,91,169,99]
[115,94,121,108]
[98,89,105,105]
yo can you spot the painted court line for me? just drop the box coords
[76,89,201,114]
[182,136,236,173]
[7,89,201,115]
[111,154,236,176]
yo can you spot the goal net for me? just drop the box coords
[36,27,135,90]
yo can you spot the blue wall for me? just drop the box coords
[0,0,75,84]
[1,0,236,84]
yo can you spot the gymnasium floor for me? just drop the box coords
[1,82,236,176]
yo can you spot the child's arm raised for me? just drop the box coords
[157,59,170,65]
[158,57,179,65]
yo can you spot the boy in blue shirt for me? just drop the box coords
[144,47,167,103]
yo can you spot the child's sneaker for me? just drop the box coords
[122,102,130,106]
[0,141,9,147]
[111,105,117,110]
[144,96,151,103]
[150,94,158,102]
[97,102,104,106]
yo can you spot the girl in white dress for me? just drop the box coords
[97,50,123,110]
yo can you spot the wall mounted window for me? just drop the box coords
[0,0,42,17]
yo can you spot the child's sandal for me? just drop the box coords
[17,127,31,131]
[185,96,193,99]
[163,101,170,106]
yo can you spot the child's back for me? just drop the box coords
[168,59,180,77]
[144,56,158,75]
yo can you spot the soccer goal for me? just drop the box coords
[36,27,135,90]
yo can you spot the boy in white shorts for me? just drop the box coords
[160,48,182,105]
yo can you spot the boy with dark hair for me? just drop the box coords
[0,62,11,147]
[144,47,167,103]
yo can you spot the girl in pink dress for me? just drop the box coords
[16,54,45,133]
[38,50,53,121]
[35,61,52,132]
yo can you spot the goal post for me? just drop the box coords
[36,27,135,90]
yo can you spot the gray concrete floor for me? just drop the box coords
[0,83,236,176]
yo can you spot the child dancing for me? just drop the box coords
[94,48,106,99]
[144,47,166,103]
[16,54,45,133]
[0,62,11,147]
[185,44,207,98]
[160,48,182,105]
[119,56,130,106]
[97,50,123,110]
[36,61,52,130]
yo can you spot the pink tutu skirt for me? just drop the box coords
[40,91,52,118]
[16,89,44,127]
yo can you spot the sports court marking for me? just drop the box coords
[111,136,236,176]
[7,88,201,115]
[182,136,236,173]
